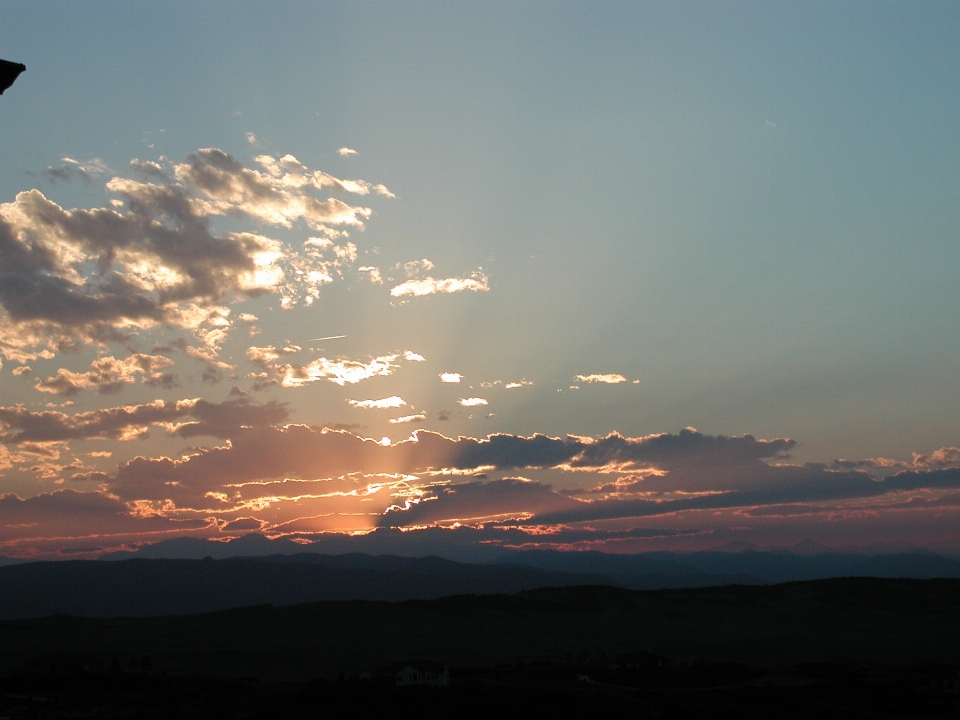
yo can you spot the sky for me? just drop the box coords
[2,1,960,559]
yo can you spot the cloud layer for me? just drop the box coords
[5,419,960,556]
[0,148,388,359]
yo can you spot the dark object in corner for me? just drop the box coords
[0,59,26,95]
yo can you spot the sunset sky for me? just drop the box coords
[3,1,960,558]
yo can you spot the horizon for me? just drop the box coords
[3,2,960,561]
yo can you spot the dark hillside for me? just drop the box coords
[2,578,959,681]
[0,556,602,620]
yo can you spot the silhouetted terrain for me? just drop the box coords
[3,580,960,717]
[0,556,611,620]
[506,547,960,584]
[4,542,960,619]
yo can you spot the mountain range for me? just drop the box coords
[3,533,960,619]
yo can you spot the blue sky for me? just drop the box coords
[2,2,960,557]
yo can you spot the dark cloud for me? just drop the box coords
[144,372,179,389]
[0,207,151,324]
[129,159,168,181]
[0,489,206,546]
[449,434,576,470]
[82,428,795,505]
[42,165,73,183]
[14,422,959,530]
[0,394,288,444]
[34,354,175,396]
[881,467,960,491]
[527,470,881,525]
[527,467,960,527]
[201,365,223,385]
[170,393,289,439]
[92,428,828,509]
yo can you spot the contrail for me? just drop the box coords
[308,335,347,341]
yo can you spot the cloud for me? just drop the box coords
[169,392,290,439]
[349,396,406,409]
[0,488,206,548]
[220,516,264,531]
[912,447,960,469]
[381,478,580,526]
[108,427,604,503]
[0,393,288,444]
[246,344,300,369]
[390,413,427,424]
[103,427,580,504]
[273,350,425,388]
[390,272,489,298]
[69,471,110,483]
[338,147,358,157]
[43,157,110,185]
[43,165,73,183]
[18,422,959,536]
[129,159,168,181]
[0,147,392,356]
[399,259,434,278]
[0,187,276,345]
[175,149,374,228]
[458,398,488,407]
[357,266,383,284]
[275,524,701,559]
[575,374,627,384]
[526,474,882,526]
[440,373,462,383]
[34,354,176,396]
[504,380,533,389]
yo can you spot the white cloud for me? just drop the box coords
[574,374,627,384]
[62,156,110,180]
[390,413,427,424]
[358,266,383,284]
[277,350,425,388]
[338,147,359,157]
[400,259,435,278]
[246,345,300,368]
[349,396,406,409]
[459,397,488,407]
[0,147,395,356]
[390,272,489,298]
[176,149,374,229]
[440,373,462,383]
[504,380,533,389]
